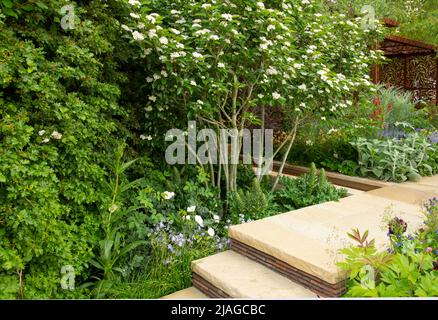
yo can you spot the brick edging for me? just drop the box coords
[230,238,346,297]
[192,273,231,298]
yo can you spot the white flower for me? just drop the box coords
[132,31,144,41]
[194,29,211,36]
[207,227,215,237]
[163,191,175,200]
[194,215,204,227]
[146,77,153,83]
[257,2,265,9]
[213,215,220,223]
[201,4,211,9]
[140,134,152,141]
[196,100,204,105]
[217,62,225,68]
[159,36,168,45]
[51,131,62,140]
[38,130,46,136]
[328,128,338,134]
[293,63,303,69]
[121,24,131,32]
[190,80,197,86]
[192,52,203,59]
[266,66,278,75]
[148,95,157,102]
[128,0,141,6]
[302,0,310,4]
[42,138,50,143]
[209,35,219,41]
[130,13,140,19]
[272,92,281,100]
[298,84,307,91]
[148,29,157,38]
[170,10,181,15]
[185,215,191,220]
[187,206,196,213]
[146,15,157,24]
[170,28,180,35]
[267,24,275,31]
[321,116,326,121]
[305,140,314,146]
[161,70,168,77]
[221,13,233,21]
[145,106,153,112]
[109,204,119,213]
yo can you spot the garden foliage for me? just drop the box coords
[339,199,438,297]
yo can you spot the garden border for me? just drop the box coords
[272,161,391,191]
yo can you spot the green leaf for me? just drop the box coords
[35,2,48,10]
[2,0,12,8]
[2,7,17,18]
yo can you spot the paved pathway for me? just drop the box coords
[163,175,438,299]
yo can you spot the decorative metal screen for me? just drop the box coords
[381,55,437,104]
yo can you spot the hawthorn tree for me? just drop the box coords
[120,0,384,194]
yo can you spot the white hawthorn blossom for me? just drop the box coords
[51,131,62,140]
[163,191,175,200]
[195,215,204,227]
[187,205,196,212]
[128,0,141,6]
[132,31,144,41]
[272,92,281,100]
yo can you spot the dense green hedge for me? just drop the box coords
[0,0,140,298]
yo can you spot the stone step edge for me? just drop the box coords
[192,273,231,299]
[230,238,346,297]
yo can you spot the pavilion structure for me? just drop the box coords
[373,18,438,105]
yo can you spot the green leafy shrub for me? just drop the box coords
[0,0,136,298]
[273,163,347,212]
[352,133,436,182]
[339,200,438,297]
[228,178,274,224]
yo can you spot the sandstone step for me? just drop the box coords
[228,192,425,296]
[161,287,208,299]
[367,185,437,205]
[191,250,317,298]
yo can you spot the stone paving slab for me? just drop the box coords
[191,250,317,298]
[367,185,437,206]
[229,187,432,285]
[161,287,208,299]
